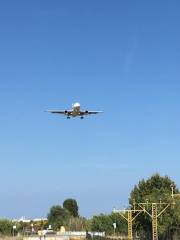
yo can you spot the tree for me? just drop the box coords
[129,173,180,239]
[0,219,14,236]
[90,213,127,236]
[110,213,127,235]
[91,214,113,235]
[47,205,70,231]
[63,199,79,217]
[67,216,88,231]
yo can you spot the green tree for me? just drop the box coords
[129,173,180,240]
[110,213,127,235]
[63,199,79,217]
[0,219,14,236]
[67,216,88,231]
[90,213,127,236]
[47,205,70,231]
[91,214,113,235]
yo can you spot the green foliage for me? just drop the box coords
[63,199,79,217]
[47,205,70,231]
[129,173,180,239]
[90,213,127,235]
[91,214,113,235]
[67,216,88,231]
[0,219,14,236]
[110,213,127,235]
[47,199,81,231]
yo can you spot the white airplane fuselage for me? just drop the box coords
[71,102,81,116]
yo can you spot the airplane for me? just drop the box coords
[47,102,103,119]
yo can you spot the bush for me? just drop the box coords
[0,219,14,236]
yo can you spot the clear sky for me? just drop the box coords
[0,0,180,219]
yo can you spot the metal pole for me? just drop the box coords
[152,204,158,240]
[113,208,143,240]
[171,185,174,198]
[127,211,133,240]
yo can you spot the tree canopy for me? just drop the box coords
[0,219,14,236]
[63,199,79,217]
[47,205,70,231]
[91,213,127,235]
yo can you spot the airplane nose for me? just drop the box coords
[73,102,80,107]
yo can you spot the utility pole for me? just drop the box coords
[113,207,144,240]
[152,203,158,240]
[135,200,171,240]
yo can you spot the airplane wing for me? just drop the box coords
[46,110,71,115]
[80,111,103,115]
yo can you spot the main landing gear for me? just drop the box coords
[80,116,84,119]
[67,116,71,119]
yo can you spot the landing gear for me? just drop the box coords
[67,116,71,119]
[80,116,84,119]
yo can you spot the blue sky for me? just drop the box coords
[0,0,180,219]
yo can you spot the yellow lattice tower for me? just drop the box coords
[127,211,133,240]
[113,186,178,239]
[113,208,144,240]
[152,203,158,240]
[137,200,171,240]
